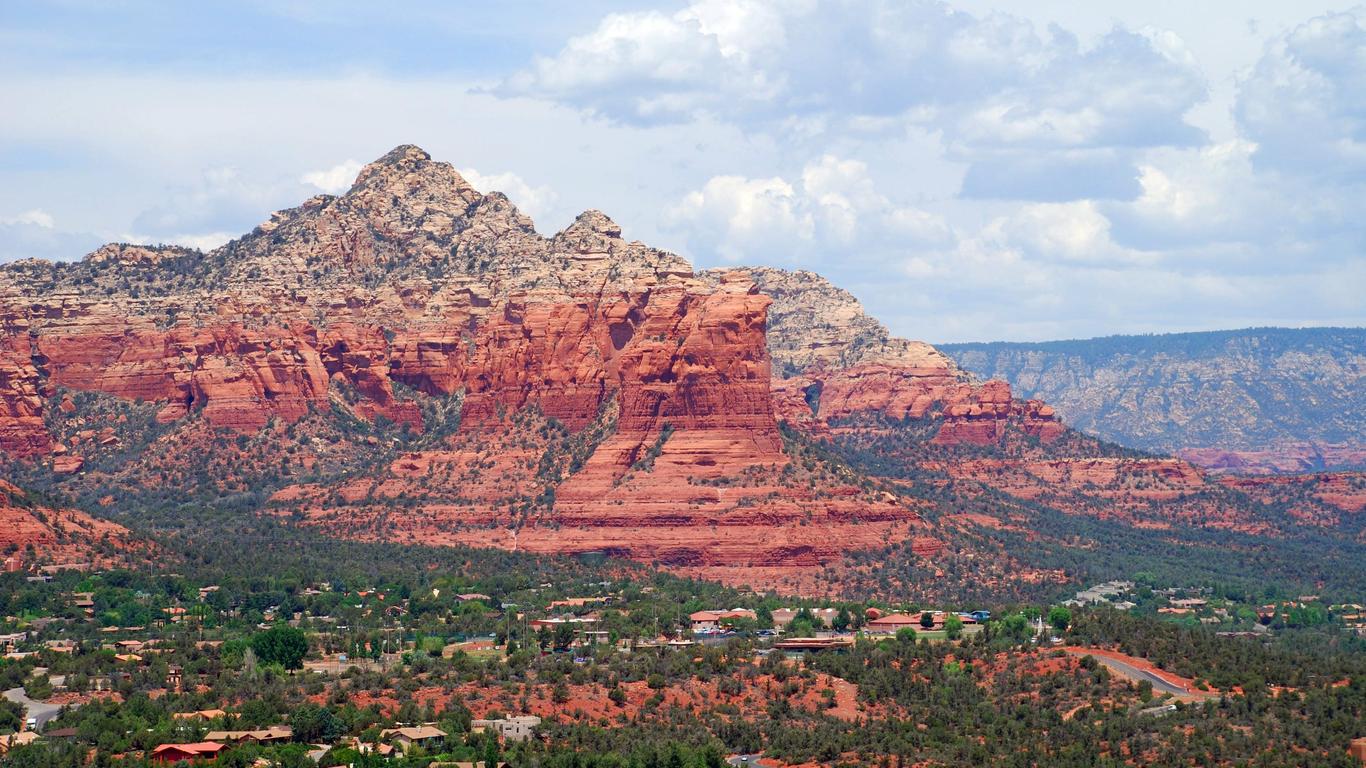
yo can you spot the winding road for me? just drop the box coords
[3,687,63,732]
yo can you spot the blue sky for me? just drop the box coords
[1,0,1363,342]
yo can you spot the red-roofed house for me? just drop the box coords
[690,610,756,632]
[151,742,227,763]
[865,613,921,634]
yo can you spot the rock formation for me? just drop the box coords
[1,144,1344,593]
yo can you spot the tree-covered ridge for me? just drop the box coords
[940,326,1366,456]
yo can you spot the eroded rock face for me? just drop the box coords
[0,329,52,455]
[0,145,697,453]
[1179,444,1366,476]
[0,480,137,569]
[710,266,959,375]
[0,146,941,589]
[747,269,1066,447]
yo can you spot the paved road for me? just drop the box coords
[726,756,764,767]
[4,687,63,731]
[1064,651,1195,698]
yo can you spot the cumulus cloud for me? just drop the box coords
[500,0,1208,201]
[888,201,1359,341]
[300,160,363,194]
[666,154,948,263]
[1236,10,1366,181]
[458,168,559,222]
[1106,10,1366,267]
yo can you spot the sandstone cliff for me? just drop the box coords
[0,146,934,591]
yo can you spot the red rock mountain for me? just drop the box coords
[0,145,1351,594]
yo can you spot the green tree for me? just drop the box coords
[0,699,22,733]
[252,624,309,670]
[943,614,964,640]
[1048,606,1072,633]
[919,611,935,629]
[552,623,574,652]
[290,703,342,743]
[482,730,500,768]
[833,607,852,632]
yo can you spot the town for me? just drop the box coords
[3,554,1363,766]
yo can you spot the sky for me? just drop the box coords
[1,1,1363,343]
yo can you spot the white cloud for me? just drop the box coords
[1,5,1362,342]
[458,168,558,222]
[666,154,948,264]
[669,174,812,262]
[500,0,1208,201]
[4,209,56,228]
[300,160,363,194]
[115,231,236,252]
[1235,9,1366,180]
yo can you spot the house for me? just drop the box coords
[1170,598,1208,609]
[173,709,227,721]
[456,593,493,602]
[379,725,447,751]
[548,597,606,608]
[768,608,838,630]
[0,731,40,754]
[772,636,854,652]
[352,739,395,756]
[577,629,611,645]
[0,632,26,653]
[150,742,227,763]
[470,716,541,742]
[530,616,598,630]
[43,640,76,653]
[865,613,922,634]
[1348,737,1366,763]
[205,726,292,744]
[689,609,757,632]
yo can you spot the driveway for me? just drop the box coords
[4,687,64,732]
[1063,651,1203,698]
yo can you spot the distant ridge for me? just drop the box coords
[941,327,1366,473]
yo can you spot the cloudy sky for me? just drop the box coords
[2,1,1363,342]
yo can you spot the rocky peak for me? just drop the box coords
[354,143,431,181]
[711,266,966,378]
[347,143,481,209]
[553,210,623,254]
[84,243,200,265]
